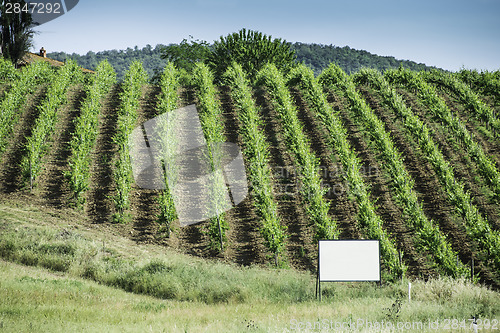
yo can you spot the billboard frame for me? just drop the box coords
[316,240,381,301]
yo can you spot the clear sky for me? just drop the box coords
[32,0,500,71]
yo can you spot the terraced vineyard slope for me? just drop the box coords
[0,59,499,286]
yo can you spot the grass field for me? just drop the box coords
[0,201,499,332]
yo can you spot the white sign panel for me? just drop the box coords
[319,240,380,281]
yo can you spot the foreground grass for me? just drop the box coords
[0,202,499,332]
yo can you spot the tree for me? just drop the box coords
[207,28,296,81]
[160,36,210,72]
[0,0,35,65]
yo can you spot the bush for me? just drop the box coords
[0,57,18,80]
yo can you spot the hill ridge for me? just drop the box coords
[46,42,439,81]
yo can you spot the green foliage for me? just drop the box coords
[21,59,82,189]
[160,36,210,73]
[113,61,147,222]
[207,29,296,82]
[66,60,116,205]
[0,0,35,64]
[47,41,441,83]
[257,63,338,243]
[456,69,500,102]
[49,45,168,81]
[314,64,406,280]
[191,63,229,252]
[384,67,500,272]
[0,221,317,305]
[422,70,500,200]
[224,63,287,265]
[0,210,498,331]
[387,68,500,199]
[353,67,470,277]
[293,43,437,75]
[424,70,500,138]
[155,62,180,236]
[0,61,53,156]
[0,56,18,80]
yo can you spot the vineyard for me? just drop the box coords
[1,58,499,286]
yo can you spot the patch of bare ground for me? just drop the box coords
[324,87,430,278]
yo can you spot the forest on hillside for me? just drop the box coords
[47,42,437,81]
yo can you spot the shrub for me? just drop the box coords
[207,28,296,82]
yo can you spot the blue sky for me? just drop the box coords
[33,0,500,71]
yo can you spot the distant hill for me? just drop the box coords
[291,42,435,74]
[47,42,439,81]
[48,45,166,81]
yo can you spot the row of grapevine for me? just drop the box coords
[224,63,287,265]
[423,70,500,137]
[289,64,406,280]
[0,61,53,156]
[257,63,339,242]
[456,69,500,101]
[22,59,82,190]
[368,68,500,272]
[353,68,470,277]
[155,62,180,236]
[191,63,229,251]
[386,68,500,200]
[66,60,116,205]
[113,61,148,222]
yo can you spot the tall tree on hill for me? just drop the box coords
[0,0,35,65]
[161,36,211,73]
[207,28,296,81]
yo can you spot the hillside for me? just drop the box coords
[0,58,500,287]
[47,42,438,81]
[18,52,95,74]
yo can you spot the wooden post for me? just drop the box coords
[399,251,404,280]
[29,158,33,191]
[471,257,474,283]
[217,215,223,252]
[316,243,321,301]
[315,268,320,300]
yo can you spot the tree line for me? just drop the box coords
[47,33,437,81]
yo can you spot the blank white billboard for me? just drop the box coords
[319,240,380,281]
